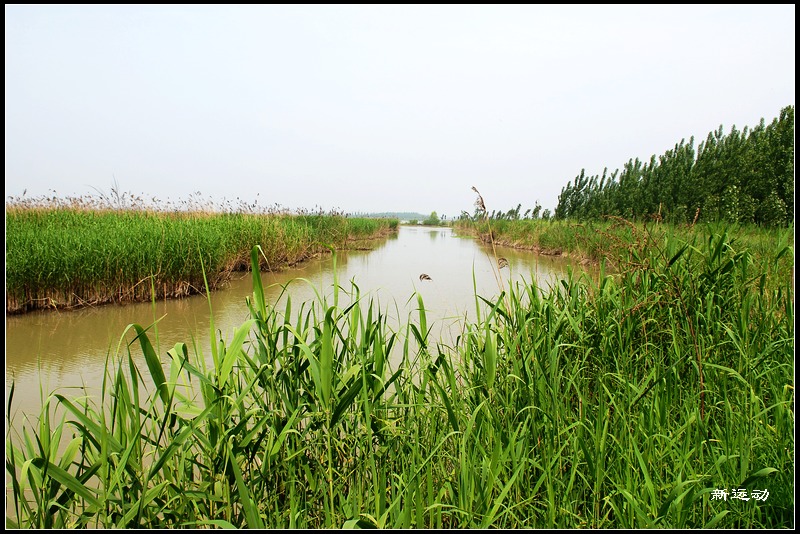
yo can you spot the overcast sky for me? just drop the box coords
[5,5,795,217]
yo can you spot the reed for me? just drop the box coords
[455,217,793,288]
[6,198,396,314]
[6,219,793,528]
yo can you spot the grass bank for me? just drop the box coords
[455,217,793,283]
[5,204,397,314]
[6,224,794,528]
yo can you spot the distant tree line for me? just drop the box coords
[554,105,794,226]
[459,201,552,222]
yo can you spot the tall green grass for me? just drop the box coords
[6,206,395,313]
[6,226,794,528]
[457,217,794,278]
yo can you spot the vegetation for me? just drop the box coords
[456,216,794,273]
[5,192,397,314]
[403,212,448,226]
[463,201,548,222]
[453,106,792,228]
[6,213,794,527]
[5,179,793,528]
[422,211,442,226]
[553,106,794,226]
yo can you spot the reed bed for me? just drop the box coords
[6,223,794,528]
[457,217,794,287]
[6,200,396,314]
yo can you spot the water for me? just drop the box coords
[5,225,585,424]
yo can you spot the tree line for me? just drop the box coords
[459,201,553,222]
[554,105,794,226]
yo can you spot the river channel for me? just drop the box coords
[6,225,589,425]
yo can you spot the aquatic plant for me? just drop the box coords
[6,225,793,528]
[6,192,397,313]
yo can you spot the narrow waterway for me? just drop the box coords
[6,225,589,425]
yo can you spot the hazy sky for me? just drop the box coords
[5,5,795,217]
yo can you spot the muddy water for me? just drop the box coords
[5,225,589,424]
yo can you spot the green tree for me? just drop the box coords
[757,190,788,227]
[552,105,792,227]
[423,211,440,226]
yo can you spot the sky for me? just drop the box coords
[5,4,795,218]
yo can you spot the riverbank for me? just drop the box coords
[5,205,397,314]
[6,226,794,528]
[455,217,794,279]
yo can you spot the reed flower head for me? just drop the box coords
[472,186,486,214]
